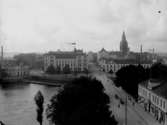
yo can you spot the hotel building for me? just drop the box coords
[44,49,88,72]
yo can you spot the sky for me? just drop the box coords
[0,0,167,53]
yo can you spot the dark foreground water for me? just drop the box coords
[0,83,60,125]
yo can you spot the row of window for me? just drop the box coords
[139,86,166,110]
[152,94,166,109]
[102,63,151,72]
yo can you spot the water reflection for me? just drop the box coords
[0,83,59,125]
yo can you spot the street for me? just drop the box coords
[89,63,161,125]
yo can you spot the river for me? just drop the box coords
[0,83,60,125]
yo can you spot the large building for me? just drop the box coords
[5,64,29,78]
[97,31,130,61]
[97,31,153,61]
[99,58,151,72]
[97,31,153,72]
[1,59,30,79]
[138,79,167,125]
[44,49,88,72]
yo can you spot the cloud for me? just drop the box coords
[1,0,167,52]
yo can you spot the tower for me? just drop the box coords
[120,31,129,56]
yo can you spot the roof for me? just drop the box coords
[99,48,108,53]
[139,79,167,100]
[45,50,86,59]
[152,81,167,99]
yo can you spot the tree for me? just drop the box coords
[0,68,8,79]
[109,69,113,74]
[150,63,167,80]
[34,91,44,125]
[46,65,56,74]
[55,65,61,74]
[46,77,117,125]
[62,64,71,74]
[114,65,149,100]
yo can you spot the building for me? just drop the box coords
[5,64,29,78]
[99,58,152,73]
[120,31,129,56]
[97,31,154,63]
[1,59,29,79]
[44,49,88,72]
[87,51,97,63]
[138,79,167,125]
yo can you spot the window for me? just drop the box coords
[157,98,159,105]
[160,99,162,107]
[163,101,165,109]
[149,93,151,99]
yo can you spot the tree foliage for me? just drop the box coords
[55,65,61,74]
[0,68,8,78]
[114,65,149,99]
[62,64,71,74]
[46,65,56,74]
[150,63,167,80]
[46,77,117,125]
[34,91,44,125]
[109,69,114,74]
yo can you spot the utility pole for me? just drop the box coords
[125,93,128,125]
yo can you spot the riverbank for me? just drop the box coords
[1,73,89,86]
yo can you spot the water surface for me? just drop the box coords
[0,83,60,125]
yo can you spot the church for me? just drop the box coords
[97,31,153,72]
[97,31,152,62]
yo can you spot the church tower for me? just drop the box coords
[120,31,129,56]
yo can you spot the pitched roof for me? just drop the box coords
[152,81,167,99]
[45,51,85,59]
[140,80,167,100]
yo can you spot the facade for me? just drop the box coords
[97,48,110,61]
[87,51,97,63]
[97,31,154,64]
[1,59,29,79]
[138,80,167,125]
[44,49,88,72]
[99,58,151,72]
[5,65,29,78]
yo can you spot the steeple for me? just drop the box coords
[120,31,129,56]
[122,31,127,41]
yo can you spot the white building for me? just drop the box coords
[6,65,29,78]
[99,58,152,73]
[138,79,167,125]
[44,49,88,72]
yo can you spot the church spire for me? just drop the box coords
[120,31,129,56]
[122,31,126,41]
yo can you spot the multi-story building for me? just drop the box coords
[5,65,29,78]
[44,49,88,72]
[99,58,152,72]
[1,59,30,79]
[138,79,167,125]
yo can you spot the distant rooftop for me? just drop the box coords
[45,49,86,58]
